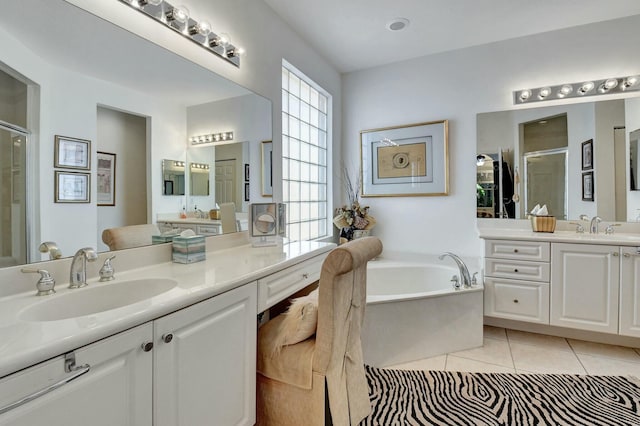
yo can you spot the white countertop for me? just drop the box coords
[0,241,333,378]
[478,228,640,246]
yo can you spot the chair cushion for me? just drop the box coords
[274,289,319,349]
[257,314,316,390]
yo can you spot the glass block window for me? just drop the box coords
[281,63,330,241]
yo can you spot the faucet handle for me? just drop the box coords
[99,255,116,282]
[605,223,621,235]
[471,272,480,286]
[21,268,56,296]
[569,222,585,233]
[450,275,460,289]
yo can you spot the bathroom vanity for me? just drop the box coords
[480,224,640,343]
[0,236,331,425]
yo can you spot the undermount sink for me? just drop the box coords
[19,278,178,322]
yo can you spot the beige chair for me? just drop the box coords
[101,223,160,251]
[257,237,383,426]
[220,202,238,233]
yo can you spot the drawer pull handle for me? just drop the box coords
[141,342,154,352]
[0,353,90,415]
[162,333,174,344]
[513,249,519,253]
[513,299,519,304]
[514,269,519,273]
[612,252,619,257]
[302,273,309,279]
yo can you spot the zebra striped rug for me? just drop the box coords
[361,365,640,425]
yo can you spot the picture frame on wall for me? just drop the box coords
[244,182,250,202]
[55,171,90,203]
[244,164,250,182]
[97,151,116,206]
[582,171,594,201]
[360,120,449,197]
[261,140,273,197]
[54,135,91,170]
[582,139,593,170]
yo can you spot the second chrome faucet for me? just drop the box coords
[69,247,98,289]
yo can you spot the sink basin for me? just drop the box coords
[20,278,178,321]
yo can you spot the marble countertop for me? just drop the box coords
[478,228,640,246]
[0,241,333,378]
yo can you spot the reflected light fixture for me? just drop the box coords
[190,162,210,169]
[514,74,640,104]
[189,131,234,145]
[119,0,244,67]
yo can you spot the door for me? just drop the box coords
[153,282,257,426]
[0,323,153,426]
[620,247,640,337]
[550,243,619,333]
[524,149,567,220]
[215,159,237,207]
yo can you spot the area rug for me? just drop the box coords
[360,365,640,425]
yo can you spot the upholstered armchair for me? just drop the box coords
[101,223,160,250]
[256,236,383,426]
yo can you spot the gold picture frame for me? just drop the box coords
[54,135,91,170]
[55,171,90,203]
[360,120,449,197]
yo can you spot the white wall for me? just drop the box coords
[594,100,625,220]
[343,15,640,257]
[626,97,640,220]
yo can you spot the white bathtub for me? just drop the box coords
[361,256,484,367]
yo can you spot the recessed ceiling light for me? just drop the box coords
[387,18,409,32]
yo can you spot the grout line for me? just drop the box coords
[443,354,448,371]
[505,328,516,370]
[566,338,588,374]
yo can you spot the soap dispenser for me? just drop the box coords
[180,206,187,219]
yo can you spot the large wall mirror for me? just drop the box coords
[477,96,640,222]
[0,0,272,268]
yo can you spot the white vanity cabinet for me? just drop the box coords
[157,220,221,236]
[550,243,620,333]
[483,240,551,323]
[0,323,153,426]
[620,247,640,338]
[153,282,257,426]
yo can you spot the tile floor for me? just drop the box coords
[388,326,640,377]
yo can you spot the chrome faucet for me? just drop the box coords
[69,247,98,289]
[438,252,472,288]
[589,216,602,234]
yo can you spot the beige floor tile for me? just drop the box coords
[568,339,640,363]
[386,355,447,371]
[446,355,515,374]
[510,342,585,374]
[506,329,571,352]
[578,354,640,378]
[484,325,507,341]
[450,338,514,368]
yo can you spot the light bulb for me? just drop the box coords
[190,20,211,36]
[623,76,638,89]
[519,90,531,102]
[578,81,594,94]
[166,5,189,24]
[226,47,245,58]
[557,84,573,98]
[538,87,551,99]
[604,78,618,89]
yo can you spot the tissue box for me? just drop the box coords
[209,209,220,220]
[530,215,556,233]
[152,234,177,244]
[172,235,206,263]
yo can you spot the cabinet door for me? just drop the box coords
[154,282,257,426]
[0,323,153,426]
[620,248,640,337]
[550,243,619,333]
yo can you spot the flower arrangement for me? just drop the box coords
[333,167,376,242]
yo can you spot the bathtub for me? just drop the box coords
[361,255,484,367]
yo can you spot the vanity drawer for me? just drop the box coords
[484,258,550,282]
[258,256,323,312]
[196,225,220,236]
[484,277,549,324]
[485,240,550,262]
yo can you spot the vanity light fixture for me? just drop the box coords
[174,161,185,167]
[189,131,234,145]
[119,0,244,67]
[190,163,210,169]
[514,73,640,104]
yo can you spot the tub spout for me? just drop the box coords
[438,252,472,288]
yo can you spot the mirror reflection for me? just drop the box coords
[631,129,640,192]
[477,97,640,222]
[0,0,272,268]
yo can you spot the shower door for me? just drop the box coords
[524,148,568,220]
[0,123,28,266]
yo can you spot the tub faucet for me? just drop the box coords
[438,252,472,288]
[69,247,98,289]
[589,216,602,234]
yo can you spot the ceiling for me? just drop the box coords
[263,0,640,73]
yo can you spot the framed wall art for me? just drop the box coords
[54,135,91,170]
[244,163,250,182]
[582,139,593,170]
[261,140,273,197]
[55,171,90,203]
[582,171,594,201]
[97,151,116,206]
[360,120,449,197]
[244,182,250,202]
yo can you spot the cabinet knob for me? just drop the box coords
[513,299,519,304]
[624,253,631,258]
[513,249,519,253]
[141,342,154,352]
[514,269,519,273]
[302,273,309,279]
[612,252,619,257]
[162,333,174,344]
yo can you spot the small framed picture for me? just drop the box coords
[54,135,91,170]
[582,139,593,170]
[97,152,116,206]
[55,171,90,203]
[244,163,250,182]
[244,182,250,201]
[582,171,594,201]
